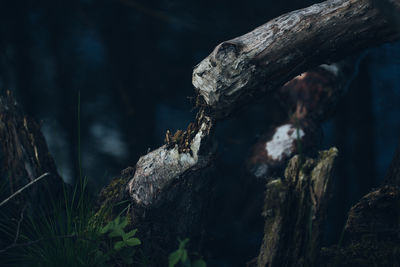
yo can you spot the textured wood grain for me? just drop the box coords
[257,148,338,267]
[193,0,400,119]
[127,110,213,206]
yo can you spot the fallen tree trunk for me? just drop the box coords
[193,0,400,119]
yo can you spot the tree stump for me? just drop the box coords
[256,148,338,267]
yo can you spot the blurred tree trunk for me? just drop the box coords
[0,91,63,212]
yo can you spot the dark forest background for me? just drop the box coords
[0,0,399,265]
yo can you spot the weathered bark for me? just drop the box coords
[95,165,215,266]
[94,110,215,265]
[256,148,338,267]
[0,90,62,210]
[126,111,213,206]
[345,186,400,241]
[193,0,400,119]
[320,186,400,266]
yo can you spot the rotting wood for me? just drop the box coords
[94,109,215,265]
[257,148,338,267]
[127,109,213,207]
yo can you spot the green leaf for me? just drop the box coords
[105,216,133,238]
[108,227,124,238]
[179,238,190,250]
[120,216,129,229]
[181,249,188,263]
[168,250,182,267]
[125,229,138,238]
[114,240,126,251]
[99,222,111,234]
[192,259,207,267]
[114,216,120,225]
[126,237,141,247]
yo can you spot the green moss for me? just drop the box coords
[90,176,130,228]
[318,147,338,161]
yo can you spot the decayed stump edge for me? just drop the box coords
[127,110,213,207]
[257,148,338,267]
[94,110,215,264]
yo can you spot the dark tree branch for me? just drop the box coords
[192,0,400,119]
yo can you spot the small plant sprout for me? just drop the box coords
[168,238,206,267]
[100,216,141,251]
